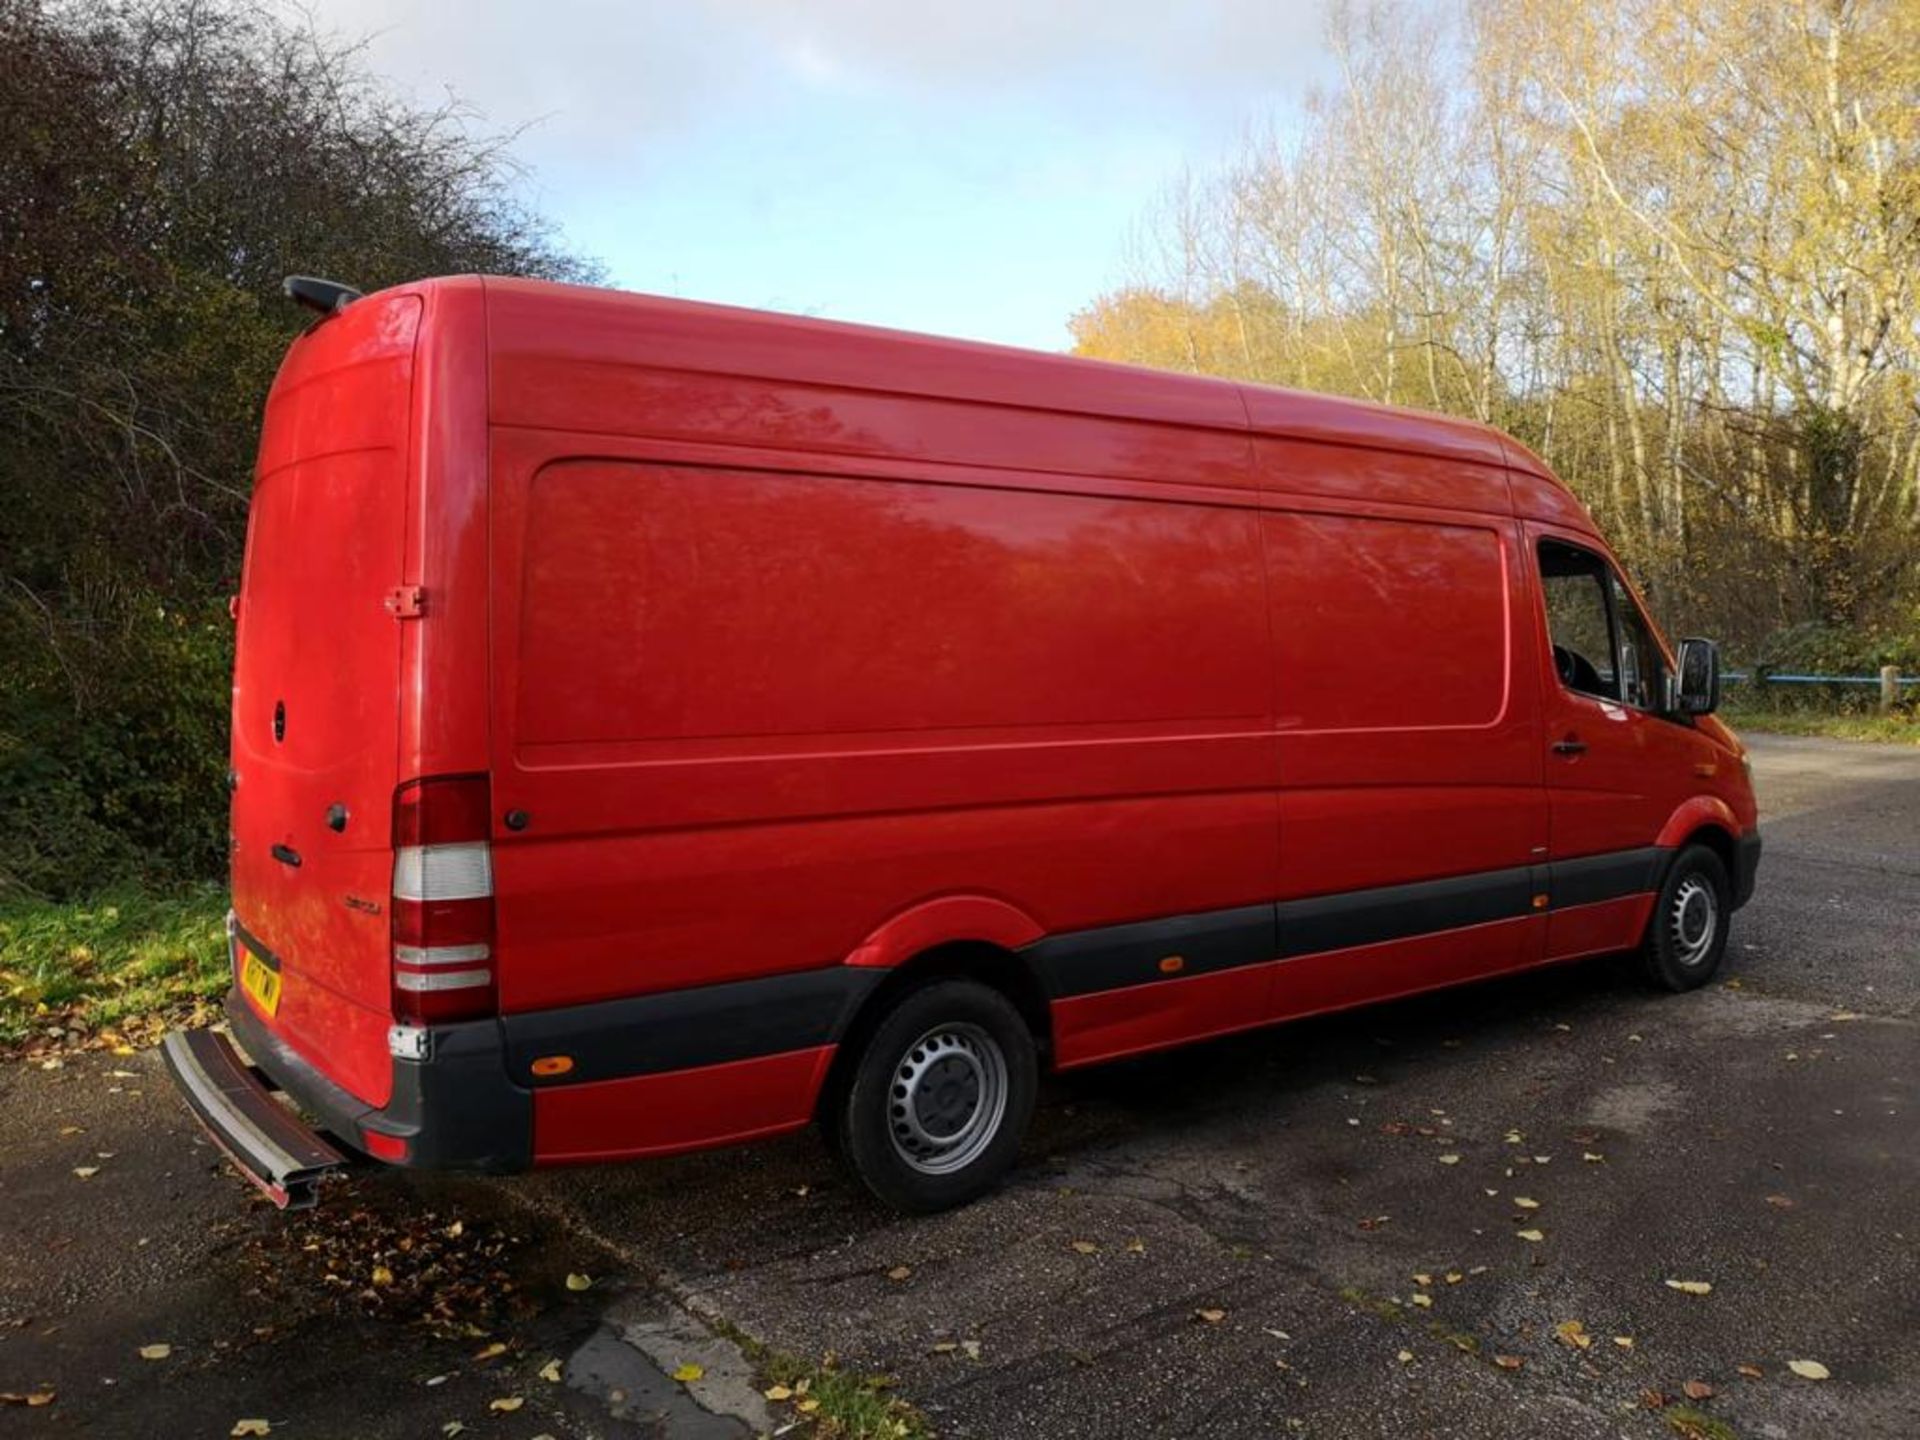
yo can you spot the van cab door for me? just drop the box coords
[1530,529,1704,959]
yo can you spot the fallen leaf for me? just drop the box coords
[231,1423,270,1438]
[489,1396,524,1412]
[1413,1273,1433,1286]
[1683,1380,1715,1400]
[927,1343,958,1356]
[886,1265,912,1281]
[1614,1336,1635,1350]
[444,1221,464,1238]
[442,1425,465,1437]
[1195,1308,1227,1324]
[797,1398,821,1414]
[1513,1197,1541,1210]
[1126,1238,1146,1254]
[960,1340,982,1360]
[425,1375,450,1387]
[1554,1321,1591,1350]
[1736,1364,1763,1379]
[1583,1152,1605,1163]
[539,1360,562,1383]
[1516,1229,1545,1242]
[1640,1388,1668,1409]
[473,1342,508,1361]
[138,1343,172,1360]
[1410,1294,1433,1309]
[1494,1355,1523,1370]
[1070,1240,1098,1255]
[1665,1279,1713,1295]
[1397,1349,1413,1363]
[1765,1195,1794,1209]
[1437,1154,1462,1165]
[371,1265,394,1287]
[1787,1360,1830,1381]
[671,1363,704,1383]
[564,1273,593,1292]
[766,1383,794,1399]
[73,1167,99,1180]
[1445,1272,1463,1285]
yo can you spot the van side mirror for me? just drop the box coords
[1671,637,1720,716]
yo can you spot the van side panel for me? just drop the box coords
[484,432,1278,1078]
[1253,443,1549,1008]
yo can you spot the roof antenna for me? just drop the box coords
[282,276,363,316]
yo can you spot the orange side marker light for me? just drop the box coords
[1158,955,1186,975]
[531,1055,574,1078]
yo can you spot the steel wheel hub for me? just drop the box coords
[887,1023,1008,1176]
[1669,874,1719,966]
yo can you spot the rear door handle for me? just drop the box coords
[1551,737,1588,757]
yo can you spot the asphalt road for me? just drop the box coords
[3,731,1915,1438]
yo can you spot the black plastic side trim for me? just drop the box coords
[1550,847,1666,909]
[1274,865,1540,960]
[501,966,883,1088]
[1027,904,1274,1000]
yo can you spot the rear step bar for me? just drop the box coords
[161,1027,347,1210]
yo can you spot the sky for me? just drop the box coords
[288,0,1336,351]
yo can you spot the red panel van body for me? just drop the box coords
[165,276,1759,1210]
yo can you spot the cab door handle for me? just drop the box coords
[1551,736,1588,757]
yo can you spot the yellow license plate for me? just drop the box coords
[240,951,282,1017]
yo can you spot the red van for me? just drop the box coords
[164,274,1760,1212]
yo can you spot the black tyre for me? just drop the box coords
[1640,844,1732,992]
[833,979,1037,1213]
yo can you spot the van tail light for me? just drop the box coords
[390,774,496,1025]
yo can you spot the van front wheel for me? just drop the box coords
[1641,844,1732,992]
[835,979,1037,1212]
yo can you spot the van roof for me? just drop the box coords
[415,274,1558,481]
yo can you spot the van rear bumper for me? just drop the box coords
[173,992,535,1182]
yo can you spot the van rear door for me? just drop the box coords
[228,292,421,1108]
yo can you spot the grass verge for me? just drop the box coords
[702,1313,930,1439]
[1722,704,1920,745]
[0,885,229,1053]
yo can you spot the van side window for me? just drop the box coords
[1538,541,1618,701]
[1609,572,1663,710]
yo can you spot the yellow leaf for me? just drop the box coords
[138,1343,172,1360]
[1195,1308,1226,1324]
[1665,1279,1712,1295]
[371,1265,394,1287]
[1513,1197,1540,1210]
[1397,1349,1414,1363]
[565,1273,593,1292]
[473,1342,508,1361]
[1410,1294,1433,1309]
[1553,1321,1591,1350]
[1126,1238,1146,1254]
[886,1265,912,1281]
[1516,1229,1545,1242]
[445,1221,464,1239]
[231,1423,270,1438]
[797,1398,821,1414]
[765,1384,794,1400]
[1787,1360,1830,1380]
[1412,1273,1433,1286]
[539,1360,562,1383]
[671,1364,704,1383]
[73,1167,99,1180]
[1614,1336,1635,1349]
[489,1396,524,1413]
[1444,1272,1463,1285]
[1437,1154,1461,1165]
[1070,1240,1098,1255]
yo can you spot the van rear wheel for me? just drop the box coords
[834,979,1037,1212]
[1640,843,1732,992]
